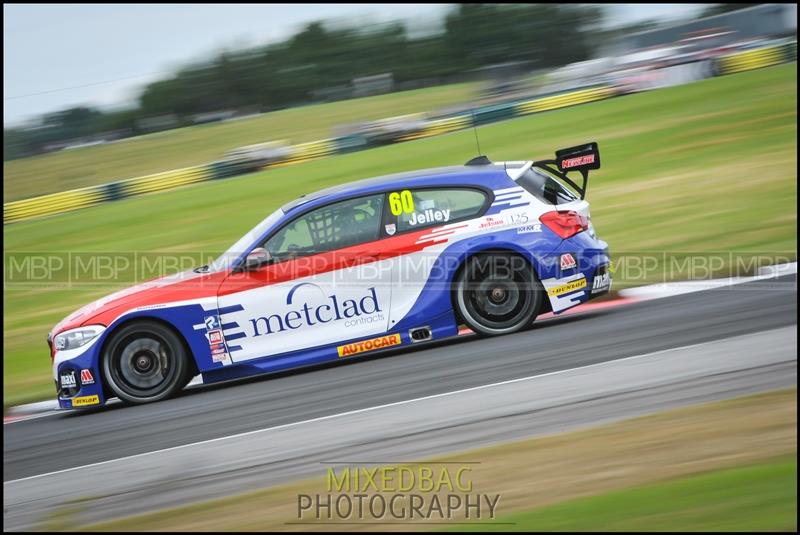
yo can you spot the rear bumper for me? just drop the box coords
[540,233,611,314]
[588,262,612,299]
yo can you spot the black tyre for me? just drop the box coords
[102,320,191,404]
[454,253,543,336]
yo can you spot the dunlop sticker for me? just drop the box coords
[547,277,587,297]
[71,395,100,407]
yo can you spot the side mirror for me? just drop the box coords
[238,247,272,272]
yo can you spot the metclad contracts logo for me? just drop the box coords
[249,282,383,336]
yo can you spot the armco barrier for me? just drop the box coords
[277,138,337,166]
[332,133,369,154]
[399,114,472,142]
[472,101,518,126]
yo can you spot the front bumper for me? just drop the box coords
[53,336,108,409]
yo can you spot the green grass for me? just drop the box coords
[55,390,798,531]
[3,63,797,406]
[3,82,479,201]
[458,456,797,531]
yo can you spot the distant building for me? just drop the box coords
[613,4,797,56]
[351,73,394,98]
[311,85,353,102]
[190,110,237,125]
[135,114,179,133]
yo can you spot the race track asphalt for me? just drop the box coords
[3,275,797,530]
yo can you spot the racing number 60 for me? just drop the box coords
[389,190,415,216]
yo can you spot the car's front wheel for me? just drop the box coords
[102,320,191,404]
[454,253,544,336]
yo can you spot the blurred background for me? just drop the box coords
[3,3,797,532]
[3,3,796,195]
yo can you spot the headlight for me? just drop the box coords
[53,326,105,351]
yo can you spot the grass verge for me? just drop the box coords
[66,388,796,531]
[4,82,478,201]
[3,64,797,405]
[456,456,796,532]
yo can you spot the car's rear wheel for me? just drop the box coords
[102,320,191,404]
[454,253,543,336]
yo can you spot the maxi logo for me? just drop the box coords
[248,282,383,337]
[60,371,76,388]
[592,272,611,294]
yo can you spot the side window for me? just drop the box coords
[517,168,577,205]
[391,188,488,233]
[264,194,384,262]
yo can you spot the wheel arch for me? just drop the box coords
[449,246,544,324]
[98,315,199,398]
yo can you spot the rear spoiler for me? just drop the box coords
[532,142,600,200]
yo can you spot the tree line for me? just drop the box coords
[6,3,608,160]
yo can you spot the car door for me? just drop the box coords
[380,187,491,326]
[215,193,394,363]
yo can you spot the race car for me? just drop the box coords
[49,142,611,409]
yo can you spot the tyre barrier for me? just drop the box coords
[784,42,797,62]
[515,85,616,116]
[717,44,787,75]
[3,165,214,224]
[3,186,114,224]
[121,165,212,197]
[209,160,252,180]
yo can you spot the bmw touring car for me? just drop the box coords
[49,142,611,409]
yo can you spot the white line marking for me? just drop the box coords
[4,377,203,425]
[619,262,797,300]
[3,412,62,424]
[6,327,793,486]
